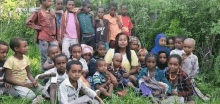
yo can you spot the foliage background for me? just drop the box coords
[0,0,220,103]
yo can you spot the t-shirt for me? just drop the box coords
[120,16,133,36]
[170,49,185,57]
[92,71,106,86]
[182,53,199,78]
[4,55,30,83]
[104,14,122,41]
[56,13,62,29]
[95,19,108,42]
[77,13,95,34]
[35,67,68,98]
[105,49,139,71]
[65,13,77,39]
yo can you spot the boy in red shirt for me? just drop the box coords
[120,4,133,36]
[26,0,58,70]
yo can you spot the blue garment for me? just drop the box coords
[137,67,171,93]
[88,55,102,76]
[151,33,170,55]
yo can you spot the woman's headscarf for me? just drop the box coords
[81,44,94,55]
[151,33,170,55]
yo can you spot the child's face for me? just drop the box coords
[83,4,91,13]
[68,64,82,81]
[56,0,63,10]
[168,57,181,72]
[97,45,106,57]
[138,51,147,63]
[174,38,183,50]
[118,35,128,48]
[42,0,53,8]
[83,53,91,62]
[146,57,156,70]
[98,8,104,19]
[97,61,107,73]
[159,53,167,64]
[55,56,67,73]
[113,56,122,68]
[159,37,166,46]
[0,45,9,62]
[168,39,174,49]
[121,5,128,15]
[130,40,139,51]
[16,41,28,54]
[183,41,194,55]
[71,46,82,60]
[48,47,61,59]
[66,1,75,12]
[109,7,117,17]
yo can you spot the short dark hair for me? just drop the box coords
[175,36,185,42]
[97,6,105,12]
[66,0,74,5]
[167,37,174,43]
[39,0,46,4]
[120,4,127,8]
[108,2,117,10]
[66,60,83,72]
[0,40,9,47]
[82,0,91,8]
[53,54,68,64]
[96,59,105,67]
[145,52,157,62]
[168,54,182,65]
[47,45,60,53]
[69,44,81,54]
[9,38,25,52]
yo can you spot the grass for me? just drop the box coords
[0,43,219,104]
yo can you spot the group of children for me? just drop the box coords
[0,0,208,104]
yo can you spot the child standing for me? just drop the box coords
[78,1,96,49]
[61,0,80,59]
[95,7,109,49]
[167,37,175,50]
[137,53,171,96]
[182,38,199,79]
[165,54,193,102]
[36,54,68,104]
[0,41,18,97]
[104,3,122,48]
[4,38,43,100]
[120,4,133,36]
[170,36,185,57]
[58,60,104,104]
[55,0,64,46]
[93,59,114,97]
[129,36,141,52]
[157,51,169,72]
[26,0,58,69]
[137,48,148,68]
[43,45,61,71]
[151,33,170,55]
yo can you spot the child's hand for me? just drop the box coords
[4,82,12,88]
[143,76,151,83]
[100,100,104,104]
[124,72,130,78]
[106,79,111,85]
[89,11,94,16]
[171,91,178,96]
[32,80,38,87]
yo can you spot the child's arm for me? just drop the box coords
[25,11,42,31]
[106,71,118,86]
[50,83,57,104]
[116,15,123,29]
[26,66,38,87]
[0,77,3,82]
[43,61,55,70]
[36,73,56,80]
[95,96,104,104]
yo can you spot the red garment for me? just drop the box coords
[121,16,133,36]
[26,10,57,42]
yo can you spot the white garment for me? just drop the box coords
[62,37,78,59]
[170,49,185,57]
[182,54,199,78]
[58,78,97,104]
[35,68,68,98]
